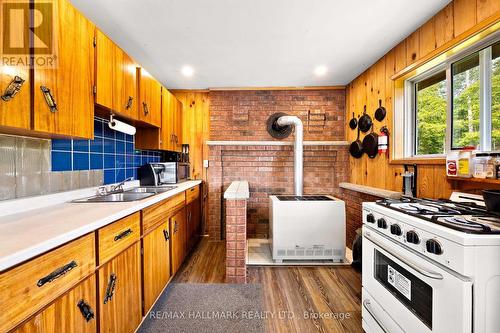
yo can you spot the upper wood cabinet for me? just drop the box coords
[138,68,161,127]
[95,30,138,120]
[0,66,30,131]
[33,0,95,138]
[161,88,183,152]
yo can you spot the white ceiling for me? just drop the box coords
[71,0,451,89]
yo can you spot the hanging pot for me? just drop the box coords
[362,124,379,158]
[349,125,363,158]
[349,112,358,130]
[358,105,372,133]
[374,99,386,122]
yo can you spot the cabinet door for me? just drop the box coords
[138,69,161,127]
[0,66,30,130]
[95,30,114,112]
[119,52,137,119]
[13,274,97,333]
[173,100,183,152]
[33,0,94,138]
[186,198,201,252]
[98,242,142,333]
[170,208,186,275]
[142,221,171,313]
[161,88,174,151]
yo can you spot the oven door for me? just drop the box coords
[362,227,472,333]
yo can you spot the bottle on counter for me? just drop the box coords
[473,153,488,178]
[485,153,496,179]
[446,151,459,177]
[458,148,474,178]
[494,153,500,179]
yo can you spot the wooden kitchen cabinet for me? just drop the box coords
[142,221,171,313]
[33,0,95,138]
[95,30,137,120]
[12,274,97,333]
[170,208,187,274]
[0,66,30,131]
[186,196,201,252]
[98,242,142,333]
[173,99,183,152]
[138,68,161,127]
[160,88,183,152]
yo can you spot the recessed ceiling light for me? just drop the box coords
[314,65,327,76]
[182,65,194,77]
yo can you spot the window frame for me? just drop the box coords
[404,32,500,158]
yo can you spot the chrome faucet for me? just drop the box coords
[109,177,134,193]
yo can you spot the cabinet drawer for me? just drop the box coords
[186,185,200,204]
[98,212,140,265]
[142,193,185,235]
[0,233,95,333]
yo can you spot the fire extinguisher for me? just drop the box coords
[378,126,389,156]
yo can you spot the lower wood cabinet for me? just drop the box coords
[170,208,187,275]
[186,197,201,252]
[142,221,171,313]
[98,242,142,333]
[12,274,97,333]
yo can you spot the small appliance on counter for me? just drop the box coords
[138,161,190,185]
[402,164,417,197]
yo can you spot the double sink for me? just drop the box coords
[73,186,177,203]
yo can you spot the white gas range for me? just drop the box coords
[361,193,500,333]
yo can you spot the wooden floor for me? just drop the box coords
[174,238,363,333]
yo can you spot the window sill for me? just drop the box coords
[389,158,446,165]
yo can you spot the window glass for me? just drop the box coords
[492,41,500,150]
[415,71,447,155]
[452,52,480,149]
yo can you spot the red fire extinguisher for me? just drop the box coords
[378,126,389,156]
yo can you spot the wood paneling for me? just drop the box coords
[0,234,95,333]
[142,222,171,313]
[13,274,97,333]
[347,0,499,199]
[33,0,94,138]
[97,212,140,265]
[172,91,210,181]
[98,242,142,333]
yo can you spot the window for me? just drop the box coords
[405,37,500,157]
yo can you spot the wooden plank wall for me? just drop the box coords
[346,0,500,198]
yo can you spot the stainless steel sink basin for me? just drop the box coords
[73,192,155,203]
[125,186,176,194]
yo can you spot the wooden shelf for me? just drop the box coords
[447,176,500,184]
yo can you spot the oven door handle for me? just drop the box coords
[363,299,388,333]
[365,232,444,280]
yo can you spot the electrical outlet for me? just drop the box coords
[203,160,209,168]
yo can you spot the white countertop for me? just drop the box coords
[0,180,202,272]
[339,182,402,199]
[224,181,249,199]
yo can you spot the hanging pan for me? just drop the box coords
[349,126,363,158]
[362,124,379,158]
[349,112,358,130]
[358,105,372,133]
[374,99,386,122]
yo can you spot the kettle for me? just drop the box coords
[402,164,417,197]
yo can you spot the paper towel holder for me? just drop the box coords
[108,114,136,136]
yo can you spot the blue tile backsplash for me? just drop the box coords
[51,117,161,184]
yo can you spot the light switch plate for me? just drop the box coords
[203,160,209,168]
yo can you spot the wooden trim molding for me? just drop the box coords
[208,86,345,91]
[389,158,446,165]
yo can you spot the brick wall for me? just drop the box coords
[225,199,247,283]
[210,90,345,141]
[207,89,348,240]
[337,188,382,249]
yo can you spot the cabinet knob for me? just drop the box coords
[37,260,77,287]
[163,229,170,241]
[142,101,149,115]
[1,75,25,101]
[103,273,117,304]
[77,299,95,322]
[40,85,58,113]
[114,228,133,242]
[125,96,133,110]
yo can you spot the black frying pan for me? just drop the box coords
[362,124,379,158]
[374,99,386,122]
[349,126,363,158]
[349,112,358,130]
[358,105,372,133]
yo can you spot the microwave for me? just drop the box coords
[138,162,190,185]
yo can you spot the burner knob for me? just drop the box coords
[390,224,402,236]
[426,239,443,255]
[406,231,420,244]
[377,218,388,229]
[366,213,375,223]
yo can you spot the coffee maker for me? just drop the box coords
[402,164,417,197]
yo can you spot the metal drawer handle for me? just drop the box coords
[103,273,117,304]
[188,211,192,222]
[114,228,132,241]
[77,299,95,322]
[365,232,443,280]
[37,260,77,287]
[363,299,388,333]
[174,221,178,233]
[1,75,25,101]
[163,229,170,241]
[40,86,57,112]
[125,96,133,109]
[143,101,149,115]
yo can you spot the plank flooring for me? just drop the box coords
[174,238,363,333]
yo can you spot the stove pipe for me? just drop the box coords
[276,115,303,196]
